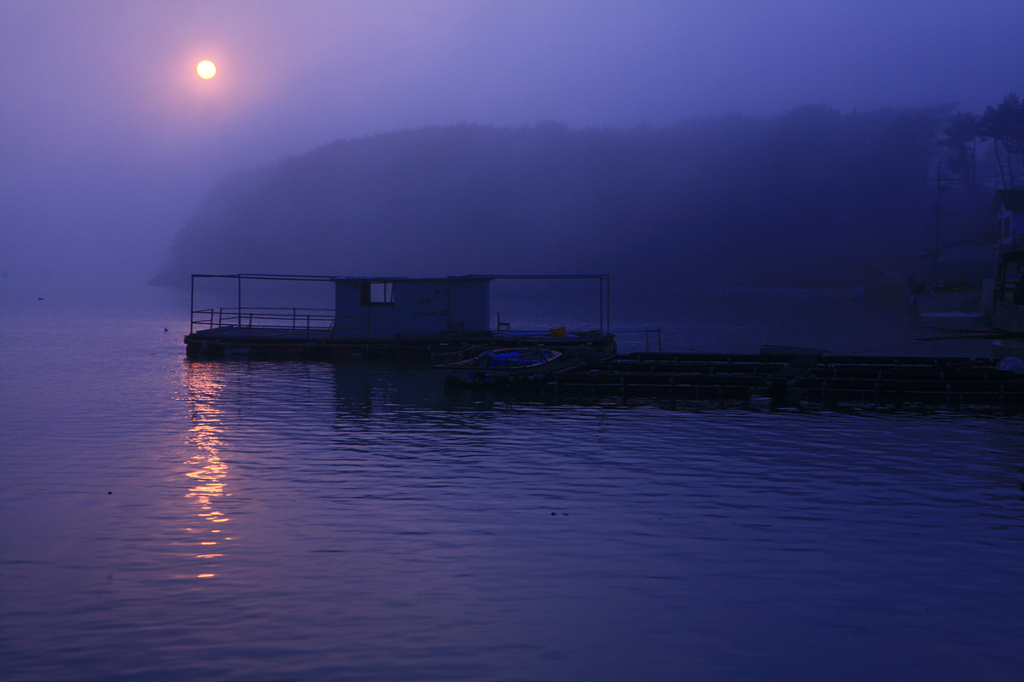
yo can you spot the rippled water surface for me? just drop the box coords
[2,289,1022,681]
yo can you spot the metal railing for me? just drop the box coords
[459,274,611,333]
[190,307,369,339]
[610,328,664,353]
[188,272,615,339]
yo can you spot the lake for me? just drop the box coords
[1,285,1021,681]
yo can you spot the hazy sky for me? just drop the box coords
[1,0,1022,290]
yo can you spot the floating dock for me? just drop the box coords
[185,273,616,360]
[183,273,1024,408]
[494,348,1024,408]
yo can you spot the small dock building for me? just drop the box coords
[333,276,491,339]
[185,273,614,359]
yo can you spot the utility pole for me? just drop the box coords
[933,163,943,253]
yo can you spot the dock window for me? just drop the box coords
[361,281,394,305]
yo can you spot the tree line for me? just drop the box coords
[939,93,1024,204]
[153,100,1016,290]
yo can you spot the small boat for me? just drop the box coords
[433,346,592,386]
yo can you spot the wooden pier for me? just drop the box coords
[518,350,1024,408]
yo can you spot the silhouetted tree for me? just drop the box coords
[999,94,1024,178]
[978,93,1024,189]
[939,112,980,205]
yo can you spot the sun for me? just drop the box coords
[196,60,217,79]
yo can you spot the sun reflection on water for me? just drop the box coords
[184,362,233,578]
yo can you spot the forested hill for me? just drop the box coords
[152,105,947,289]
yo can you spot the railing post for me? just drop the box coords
[307,315,311,338]
[293,308,296,329]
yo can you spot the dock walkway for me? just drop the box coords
[531,351,1024,408]
[185,326,616,360]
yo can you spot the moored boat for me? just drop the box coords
[433,346,596,386]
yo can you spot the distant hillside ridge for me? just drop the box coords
[152,105,949,289]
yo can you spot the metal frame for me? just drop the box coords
[457,274,610,334]
[189,272,339,333]
[191,273,611,335]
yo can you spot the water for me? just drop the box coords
[1,287,1022,681]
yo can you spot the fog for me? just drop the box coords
[1,0,1021,293]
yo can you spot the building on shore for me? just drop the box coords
[992,189,1024,246]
